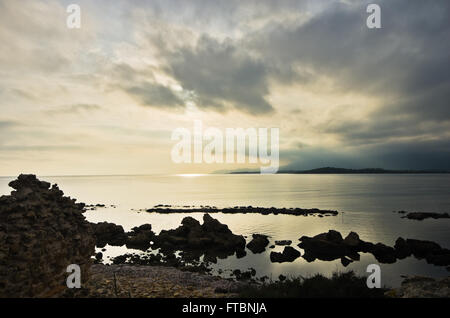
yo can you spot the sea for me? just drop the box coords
[1,173,449,287]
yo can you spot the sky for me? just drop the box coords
[0,0,449,176]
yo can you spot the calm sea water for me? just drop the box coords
[1,174,449,287]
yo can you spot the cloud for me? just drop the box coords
[44,104,102,115]
[164,35,274,114]
[282,137,450,170]
[123,82,184,108]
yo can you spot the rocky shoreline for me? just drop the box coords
[64,264,243,298]
[1,174,449,298]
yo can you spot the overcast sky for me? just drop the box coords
[0,0,449,176]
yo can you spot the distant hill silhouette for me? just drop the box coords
[229,167,450,174]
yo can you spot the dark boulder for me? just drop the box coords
[153,214,245,257]
[125,224,155,250]
[343,232,360,247]
[91,222,127,247]
[270,246,301,263]
[406,239,442,258]
[368,243,397,264]
[246,234,270,254]
[298,230,349,261]
[394,237,412,259]
[340,257,353,267]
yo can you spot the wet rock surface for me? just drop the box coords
[0,174,95,297]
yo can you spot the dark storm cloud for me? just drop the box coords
[166,36,273,114]
[250,0,450,120]
[282,137,450,171]
[123,82,185,108]
[110,64,184,109]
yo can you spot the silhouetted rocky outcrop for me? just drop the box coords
[125,224,155,250]
[0,174,95,297]
[298,230,450,267]
[153,214,246,257]
[246,234,269,254]
[398,211,450,221]
[270,246,301,263]
[91,222,127,248]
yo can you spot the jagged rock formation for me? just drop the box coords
[0,174,95,297]
[153,214,246,257]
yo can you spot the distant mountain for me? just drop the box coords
[229,167,450,174]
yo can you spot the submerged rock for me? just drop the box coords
[246,234,270,254]
[0,174,95,297]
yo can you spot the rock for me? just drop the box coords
[314,230,343,243]
[394,237,412,259]
[387,276,450,298]
[0,174,95,297]
[368,243,397,264]
[340,257,353,267]
[274,240,292,246]
[246,234,269,254]
[147,205,338,217]
[91,222,127,247]
[232,269,254,281]
[298,230,349,261]
[343,232,360,247]
[153,214,245,257]
[425,251,450,266]
[299,230,397,264]
[402,212,450,221]
[270,246,301,263]
[406,239,442,258]
[236,249,247,259]
[125,224,155,250]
